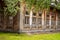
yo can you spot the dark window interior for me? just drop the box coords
[38,12,42,16]
[52,16,54,18]
[25,11,29,15]
[33,13,36,16]
[47,15,49,17]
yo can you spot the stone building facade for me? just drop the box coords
[0,0,60,33]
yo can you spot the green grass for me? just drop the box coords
[0,32,60,40]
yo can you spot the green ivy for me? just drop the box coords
[2,0,60,16]
[4,0,19,16]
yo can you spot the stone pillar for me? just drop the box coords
[42,10,45,30]
[36,12,38,29]
[29,10,33,29]
[56,12,58,30]
[44,9,47,30]
[49,12,52,30]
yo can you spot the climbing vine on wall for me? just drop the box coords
[1,0,60,16]
[3,0,19,16]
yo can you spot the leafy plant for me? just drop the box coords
[4,0,19,16]
[25,0,51,12]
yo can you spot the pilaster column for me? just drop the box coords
[29,10,33,29]
[56,12,58,30]
[49,12,52,30]
[42,10,45,29]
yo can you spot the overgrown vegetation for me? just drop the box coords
[0,0,60,16]
[3,0,19,16]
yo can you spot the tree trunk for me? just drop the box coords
[19,1,26,33]
[3,15,7,30]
